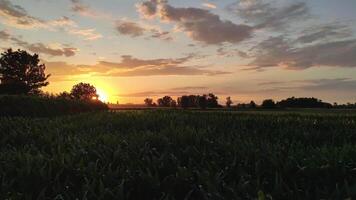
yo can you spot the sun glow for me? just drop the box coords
[97,89,108,102]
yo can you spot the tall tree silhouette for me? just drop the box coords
[70,83,98,101]
[0,49,50,95]
[226,96,233,108]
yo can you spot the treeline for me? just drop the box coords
[144,93,221,109]
[144,95,356,109]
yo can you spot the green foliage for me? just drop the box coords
[0,95,108,117]
[1,110,356,199]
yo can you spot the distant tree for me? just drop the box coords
[277,97,332,108]
[144,98,153,107]
[207,93,219,108]
[179,96,190,108]
[157,96,173,107]
[198,95,207,109]
[261,99,276,109]
[70,83,98,101]
[249,101,257,108]
[170,99,177,107]
[226,96,233,108]
[0,49,50,95]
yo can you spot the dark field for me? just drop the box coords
[1,110,356,199]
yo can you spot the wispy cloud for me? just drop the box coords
[68,28,103,40]
[1,30,78,57]
[44,54,230,78]
[228,0,310,30]
[115,19,173,41]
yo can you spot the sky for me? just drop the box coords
[0,0,356,104]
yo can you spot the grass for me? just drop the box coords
[1,110,356,199]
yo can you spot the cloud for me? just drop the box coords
[116,20,146,37]
[258,78,356,93]
[1,30,78,57]
[68,28,103,40]
[217,47,249,58]
[202,3,217,9]
[0,0,46,28]
[0,30,10,40]
[44,54,230,78]
[137,0,253,45]
[228,0,309,30]
[107,65,229,77]
[99,54,196,69]
[248,35,356,70]
[69,0,97,17]
[118,86,214,98]
[296,23,352,44]
[115,19,173,41]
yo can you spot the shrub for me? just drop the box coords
[0,95,108,117]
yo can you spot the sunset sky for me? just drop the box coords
[1,0,356,104]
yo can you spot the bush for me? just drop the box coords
[0,95,108,117]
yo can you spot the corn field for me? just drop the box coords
[1,110,356,199]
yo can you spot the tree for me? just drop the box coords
[261,99,276,109]
[144,98,153,107]
[249,101,257,108]
[157,96,173,107]
[70,83,98,101]
[226,96,233,108]
[0,49,50,95]
[179,96,190,108]
[198,95,207,109]
[207,93,219,108]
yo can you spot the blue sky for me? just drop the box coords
[0,0,356,104]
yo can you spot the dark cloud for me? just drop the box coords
[296,23,352,44]
[98,54,195,69]
[249,36,356,69]
[228,0,309,30]
[115,19,173,41]
[1,30,77,57]
[115,20,146,37]
[137,0,253,45]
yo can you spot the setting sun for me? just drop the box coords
[97,89,108,102]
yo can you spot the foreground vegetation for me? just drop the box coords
[0,95,108,117]
[1,110,356,199]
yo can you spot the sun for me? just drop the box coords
[96,89,108,102]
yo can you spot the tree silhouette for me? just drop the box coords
[0,49,50,95]
[262,99,276,109]
[157,96,173,107]
[226,96,233,108]
[249,101,257,108]
[70,83,98,101]
[198,95,207,109]
[207,93,219,108]
[144,98,153,107]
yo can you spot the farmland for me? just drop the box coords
[1,110,356,199]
